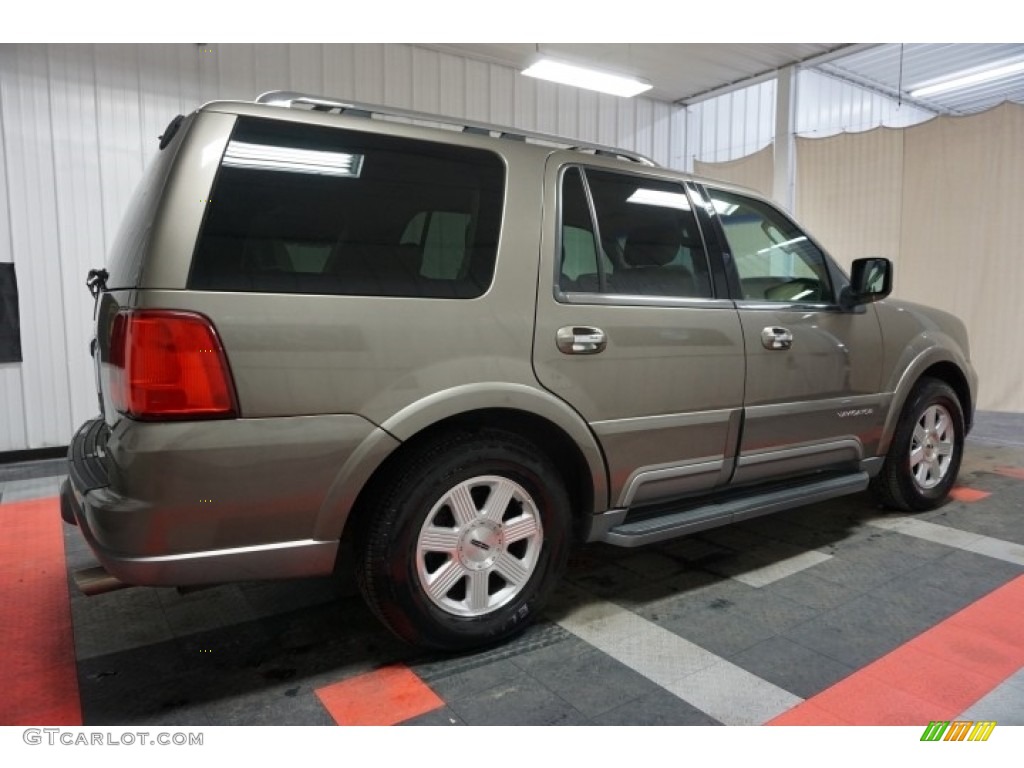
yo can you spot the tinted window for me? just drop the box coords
[190,118,505,298]
[709,188,833,303]
[560,168,712,299]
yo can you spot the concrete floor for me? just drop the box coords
[2,415,1022,726]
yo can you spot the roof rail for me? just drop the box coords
[255,90,658,167]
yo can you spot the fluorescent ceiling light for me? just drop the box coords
[627,188,691,210]
[910,59,1024,98]
[522,59,652,98]
[223,141,364,177]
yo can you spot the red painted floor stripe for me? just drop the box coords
[0,497,82,726]
[994,466,1024,480]
[949,486,991,502]
[315,663,444,725]
[770,575,1024,725]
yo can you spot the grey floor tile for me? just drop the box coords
[659,608,778,658]
[832,527,958,562]
[566,561,650,597]
[615,550,688,579]
[611,568,722,615]
[910,549,1024,600]
[156,585,260,637]
[869,576,980,626]
[783,593,936,669]
[763,570,864,612]
[718,590,820,634]
[73,589,177,659]
[0,458,66,482]
[513,646,659,718]
[419,658,524,701]
[730,635,856,699]
[446,675,588,725]
[590,687,722,726]
[400,706,465,726]
[804,556,902,591]
[959,686,1024,725]
[1,476,63,502]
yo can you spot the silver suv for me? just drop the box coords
[62,91,977,650]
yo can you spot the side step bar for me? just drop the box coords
[598,471,869,548]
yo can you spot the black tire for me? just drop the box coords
[354,429,572,651]
[870,377,965,511]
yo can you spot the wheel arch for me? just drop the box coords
[317,384,609,546]
[879,348,975,455]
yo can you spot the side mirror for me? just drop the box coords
[841,257,892,309]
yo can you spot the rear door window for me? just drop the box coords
[558,167,713,299]
[190,117,505,298]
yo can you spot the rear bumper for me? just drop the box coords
[61,414,383,587]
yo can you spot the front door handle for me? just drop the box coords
[556,326,607,355]
[761,326,793,350]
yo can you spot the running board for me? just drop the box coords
[598,471,869,547]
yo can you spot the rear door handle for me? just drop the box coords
[761,326,793,350]
[556,326,607,355]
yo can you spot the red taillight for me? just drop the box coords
[108,310,238,420]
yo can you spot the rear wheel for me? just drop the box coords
[870,378,964,511]
[355,429,571,651]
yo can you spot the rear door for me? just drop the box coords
[532,156,746,509]
[700,185,888,483]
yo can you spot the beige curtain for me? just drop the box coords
[795,102,1024,412]
[694,143,774,199]
[795,128,904,273]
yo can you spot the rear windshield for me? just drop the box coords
[106,114,194,289]
[189,117,506,299]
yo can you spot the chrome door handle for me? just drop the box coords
[556,326,607,355]
[761,326,793,350]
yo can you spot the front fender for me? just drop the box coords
[878,337,975,455]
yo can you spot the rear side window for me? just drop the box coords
[190,117,505,298]
[558,167,712,299]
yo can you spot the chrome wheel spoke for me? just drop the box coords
[912,425,927,447]
[481,479,515,522]
[503,514,539,543]
[910,446,925,466]
[494,551,530,587]
[425,560,467,601]
[419,526,460,553]
[936,441,954,457]
[467,571,490,613]
[448,483,479,527]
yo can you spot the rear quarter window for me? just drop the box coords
[189,117,506,299]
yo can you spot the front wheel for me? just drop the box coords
[870,377,965,511]
[355,430,571,651]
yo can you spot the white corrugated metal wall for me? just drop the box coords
[684,79,777,167]
[795,70,934,137]
[0,43,685,452]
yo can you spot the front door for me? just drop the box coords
[701,186,888,484]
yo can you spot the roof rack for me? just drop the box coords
[255,90,658,167]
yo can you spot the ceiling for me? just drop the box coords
[420,43,1024,115]
[819,43,1024,115]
